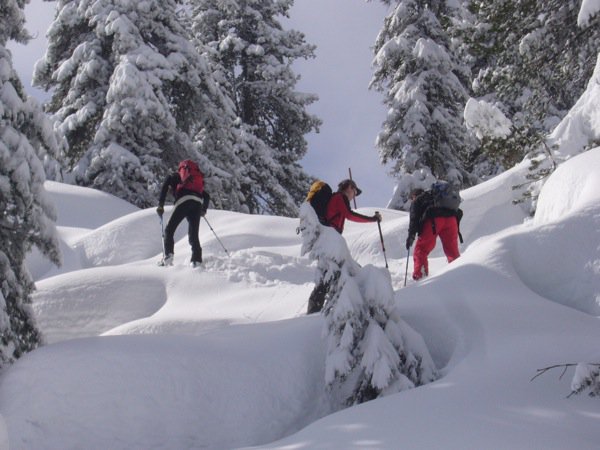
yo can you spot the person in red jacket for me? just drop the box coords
[307,179,381,314]
[326,179,381,234]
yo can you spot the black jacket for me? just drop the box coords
[408,191,462,237]
[159,173,210,211]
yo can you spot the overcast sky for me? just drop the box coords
[10,0,395,208]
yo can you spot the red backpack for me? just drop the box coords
[176,160,204,195]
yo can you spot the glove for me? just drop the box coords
[156,205,164,217]
[406,234,415,250]
[374,211,382,222]
[200,207,207,217]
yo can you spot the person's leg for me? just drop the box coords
[164,204,187,257]
[437,216,460,262]
[186,201,203,264]
[413,219,436,279]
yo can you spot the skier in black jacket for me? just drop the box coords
[156,160,210,267]
[406,188,462,280]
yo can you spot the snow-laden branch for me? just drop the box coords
[532,362,600,398]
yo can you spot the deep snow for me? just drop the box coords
[0,142,599,448]
[3,0,600,447]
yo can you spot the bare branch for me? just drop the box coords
[532,363,600,398]
[530,363,578,382]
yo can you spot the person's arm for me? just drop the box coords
[156,173,179,217]
[407,196,427,248]
[342,197,379,224]
[201,191,210,215]
[408,203,421,237]
[406,206,418,249]
[456,208,464,243]
[158,173,179,206]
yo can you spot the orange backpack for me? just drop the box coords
[306,180,332,225]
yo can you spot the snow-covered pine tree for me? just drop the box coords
[467,0,600,173]
[190,121,249,213]
[0,0,62,367]
[189,0,321,216]
[299,203,437,408]
[370,0,477,210]
[34,0,238,208]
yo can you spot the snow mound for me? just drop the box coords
[496,148,600,315]
[74,208,170,267]
[547,55,600,159]
[0,319,328,450]
[534,147,600,225]
[44,180,139,229]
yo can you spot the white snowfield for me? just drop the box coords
[0,147,599,449]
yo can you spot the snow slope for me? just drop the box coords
[0,146,599,449]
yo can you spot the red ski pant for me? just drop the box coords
[413,216,460,278]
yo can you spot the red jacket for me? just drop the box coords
[326,192,376,234]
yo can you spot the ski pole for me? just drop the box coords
[376,213,388,269]
[348,167,357,209]
[203,216,230,256]
[159,215,166,259]
[404,247,410,287]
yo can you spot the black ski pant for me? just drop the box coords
[164,199,203,263]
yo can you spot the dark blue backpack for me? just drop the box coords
[431,181,461,211]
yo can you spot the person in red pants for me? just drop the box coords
[406,188,462,280]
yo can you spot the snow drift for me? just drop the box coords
[0,144,599,448]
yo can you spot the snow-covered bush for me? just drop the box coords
[533,361,600,398]
[299,203,437,408]
[571,363,600,397]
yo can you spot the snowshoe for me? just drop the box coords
[158,254,174,266]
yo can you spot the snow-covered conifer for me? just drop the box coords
[371,0,477,210]
[34,0,236,207]
[468,0,600,172]
[0,0,62,367]
[299,203,437,408]
[189,0,321,216]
